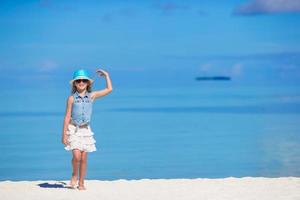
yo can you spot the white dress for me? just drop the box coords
[64,123,97,152]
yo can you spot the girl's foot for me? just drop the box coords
[77,184,86,190]
[70,175,78,188]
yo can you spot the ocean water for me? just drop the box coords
[1,84,300,181]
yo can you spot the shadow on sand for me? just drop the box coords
[37,181,76,189]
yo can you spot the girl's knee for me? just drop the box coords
[72,156,81,162]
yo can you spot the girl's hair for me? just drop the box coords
[71,81,93,94]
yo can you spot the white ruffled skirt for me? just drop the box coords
[64,123,97,152]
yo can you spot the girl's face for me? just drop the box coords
[74,79,89,91]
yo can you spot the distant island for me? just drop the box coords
[195,76,231,81]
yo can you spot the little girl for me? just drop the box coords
[61,68,113,190]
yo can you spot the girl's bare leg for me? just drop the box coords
[78,151,87,190]
[71,149,81,186]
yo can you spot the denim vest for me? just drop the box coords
[71,91,93,127]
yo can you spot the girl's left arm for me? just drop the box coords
[91,69,113,101]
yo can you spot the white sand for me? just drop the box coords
[1,177,300,200]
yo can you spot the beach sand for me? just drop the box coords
[1,177,300,200]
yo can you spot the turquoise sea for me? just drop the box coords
[1,84,300,181]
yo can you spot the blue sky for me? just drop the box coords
[1,0,300,88]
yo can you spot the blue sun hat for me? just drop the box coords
[69,69,94,85]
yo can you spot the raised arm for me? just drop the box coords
[91,69,113,100]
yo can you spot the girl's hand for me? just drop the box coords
[96,69,109,77]
[62,135,69,146]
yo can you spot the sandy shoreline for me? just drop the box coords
[1,177,300,200]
